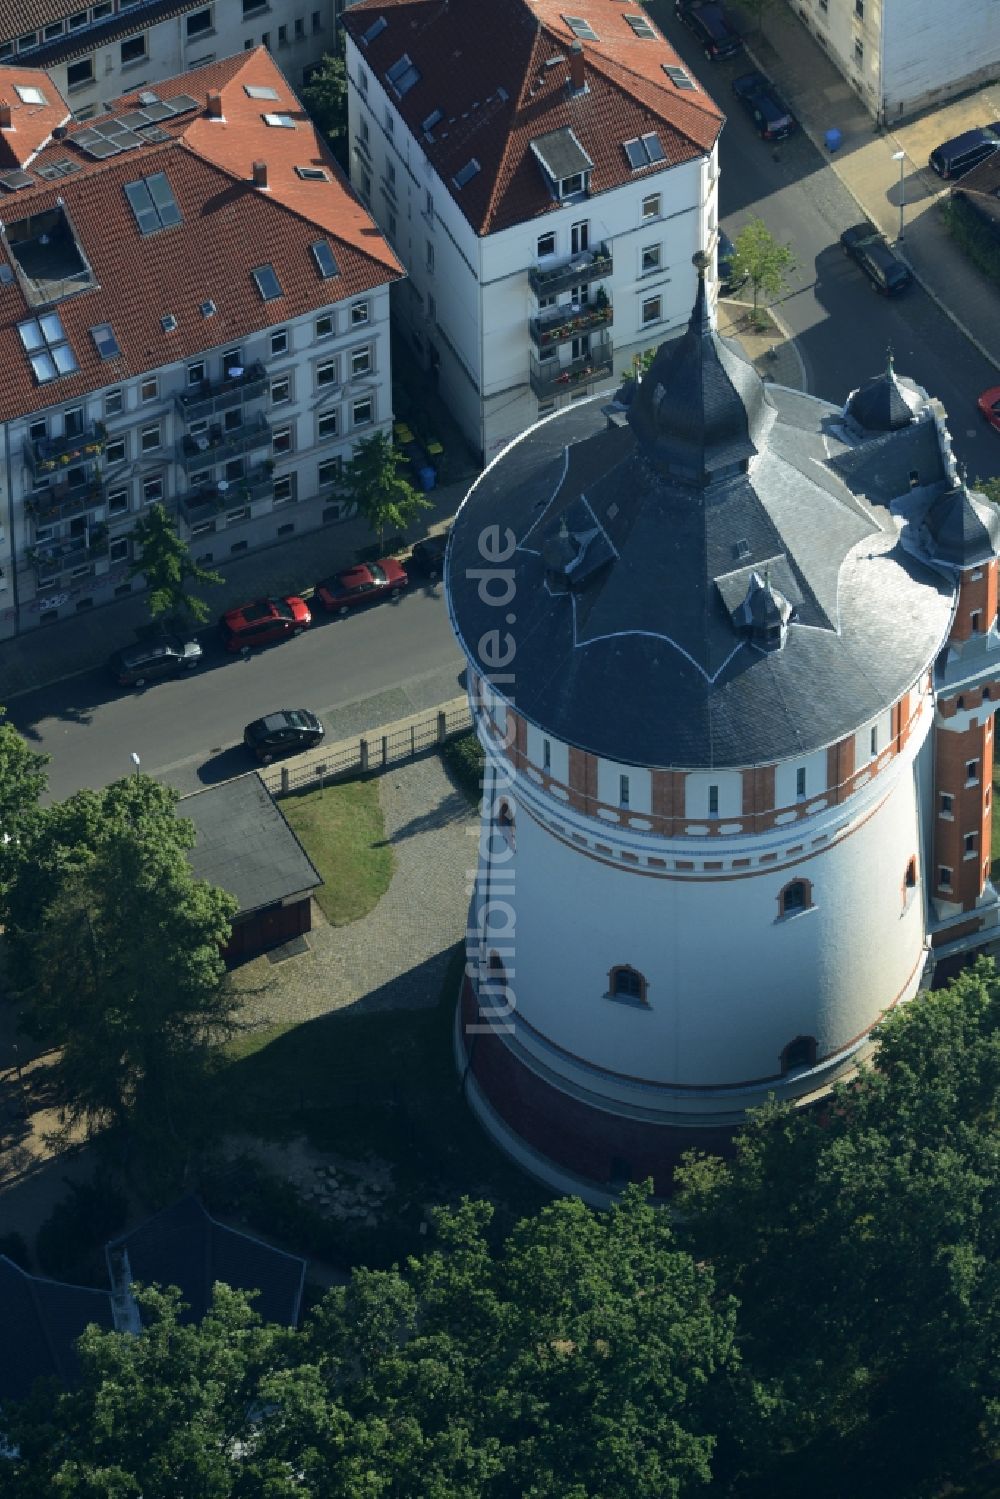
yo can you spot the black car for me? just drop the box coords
[929,126,1000,180]
[717,229,747,295]
[675,0,743,59]
[731,71,797,141]
[243,709,325,763]
[840,222,912,295]
[108,634,202,687]
[409,528,451,580]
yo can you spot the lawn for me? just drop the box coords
[280,777,394,926]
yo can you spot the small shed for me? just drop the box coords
[181,776,321,965]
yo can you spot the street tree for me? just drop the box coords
[10,775,239,1147]
[336,430,432,550]
[301,41,348,142]
[128,502,223,627]
[729,217,796,324]
[0,706,47,895]
[975,474,1000,507]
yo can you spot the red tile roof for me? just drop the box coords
[0,66,70,166]
[0,49,403,423]
[343,0,723,234]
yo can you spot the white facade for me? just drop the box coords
[0,0,339,120]
[1,286,392,636]
[345,39,719,463]
[791,0,1000,121]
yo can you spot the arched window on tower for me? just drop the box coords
[902,856,918,908]
[777,878,812,920]
[607,964,649,1006]
[495,799,515,850]
[781,1036,817,1073]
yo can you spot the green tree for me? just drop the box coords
[10,775,238,1146]
[129,502,223,626]
[729,217,795,324]
[675,960,1000,1498]
[0,705,47,897]
[975,474,1000,506]
[337,430,432,550]
[301,41,348,142]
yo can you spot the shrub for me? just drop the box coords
[35,1172,128,1281]
[440,731,484,805]
[939,195,1000,289]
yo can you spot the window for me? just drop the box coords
[559,172,584,197]
[359,168,372,202]
[124,173,181,234]
[855,0,864,16]
[904,857,917,890]
[623,133,665,170]
[17,32,38,50]
[939,792,954,817]
[140,376,157,402]
[107,487,129,516]
[244,83,278,100]
[425,190,434,221]
[186,8,212,38]
[359,115,370,148]
[870,725,878,757]
[350,347,371,377]
[121,33,147,65]
[140,422,161,453]
[938,865,953,891]
[66,57,94,88]
[68,11,88,29]
[242,0,265,13]
[310,240,339,278]
[359,66,368,95]
[318,457,341,487]
[142,476,163,505]
[967,759,980,784]
[795,766,806,799]
[780,1036,817,1073]
[854,37,863,65]
[105,437,126,466]
[270,328,288,357]
[273,474,295,503]
[64,407,84,439]
[425,239,435,273]
[273,425,292,455]
[271,375,291,404]
[187,360,206,387]
[608,965,648,1005]
[496,800,515,849]
[537,231,556,258]
[708,784,719,817]
[965,832,978,857]
[571,220,589,255]
[351,300,370,326]
[105,388,123,417]
[318,411,338,440]
[619,774,630,808]
[313,358,337,390]
[641,295,661,326]
[641,192,660,221]
[295,16,304,37]
[277,23,287,44]
[316,313,334,338]
[778,879,811,919]
[313,10,322,31]
[252,264,283,300]
[352,397,373,427]
[29,418,47,442]
[109,536,130,564]
[641,243,661,273]
[263,111,296,128]
[427,294,437,321]
[972,610,982,633]
[18,313,78,383]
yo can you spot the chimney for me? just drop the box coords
[568,40,585,93]
[206,90,223,119]
[53,123,67,139]
[252,159,268,189]
[0,101,11,131]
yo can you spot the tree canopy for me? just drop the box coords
[336,431,432,550]
[0,705,47,892]
[728,217,795,322]
[129,502,224,626]
[301,44,348,142]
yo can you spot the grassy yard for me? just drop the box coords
[280,778,394,926]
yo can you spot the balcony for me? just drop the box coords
[174,361,268,422]
[27,476,107,525]
[529,341,615,399]
[177,412,272,470]
[530,296,613,350]
[179,467,274,524]
[28,526,109,579]
[528,242,612,298]
[26,421,106,477]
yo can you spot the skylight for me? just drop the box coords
[386,53,420,97]
[263,112,296,128]
[310,240,339,278]
[160,313,178,333]
[15,84,46,105]
[624,13,656,38]
[252,264,283,301]
[422,107,443,139]
[452,158,481,190]
[623,132,666,169]
[90,322,121,359]
[296,165,328,180]
[18,312,78,383]
[200,299,217,317]
[663,62,696,90]
[244,84,279,100]
[361,14,387,43]
[124,172,182,234]
[563,15,598,39]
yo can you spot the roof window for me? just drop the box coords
[295,165,328,180]
[662,62,696,90]
[361,15,387,43]
[200,298,217,317]
[386,53,420,96]
[0,169,33,191]
[563,15,598,39]
[452,158,481,190]
[310,239,339,278]
[18,312,78,383]
[124,172,182,234]
[262,112,296,128]
[422,107,443,137]
[160,313,178,333]
[623,132,666,170]
[90,322,121,359]
[252,263,283,301]
[15,84,46,105]
[244,84,279,100]
[624,13,656,38]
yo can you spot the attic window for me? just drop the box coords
[386,53,420,97]
[263,112,296,128]
[15,84,46,104]
[295,165,328,180]
[623,132,665,169]
[624,13,656,37]
[18,312,78,383]
[662,62,696,90]
[452,158,481,190]
[90,322,120,359]
[252,263,283,300]
[422,107,443,137]
[124,172,181,234]
[733,537,750,560]
[200,298,216,317]
[563,15,598,39]
[160,313,178,332]
[244,84,279,99]
[310,239,339,278]
[361,14,387,43]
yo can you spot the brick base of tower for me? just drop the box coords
[457,977,738,1198]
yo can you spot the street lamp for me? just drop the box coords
[892,149,906,242]
[130,750,141,776]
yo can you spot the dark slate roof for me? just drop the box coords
[530,127,594,180]
[447,298,955,769]
[107,1196,306,1327]
[0,1255,113,1403]
[844,359,923,432]
[922,479,1000,567]
[181,776,321,917]
[827,413,947,506]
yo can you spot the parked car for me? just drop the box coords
[243,708,325,763]
[929,126,1000,180]
[717,230,747,295]
[675,0,743,59]
[409,528,451,580]
[731,71,797,141]
[108,633,202,687]
[313,557,409,614]
[219,595,311,652]
[977,385,1000,432]
[839,222,912,295]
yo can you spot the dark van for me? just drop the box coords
[929,126,1000,180]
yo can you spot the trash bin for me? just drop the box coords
[825,127,842,151]
[417,465,437,491]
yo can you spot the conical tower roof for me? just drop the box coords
[845,349,921,433]
[923,470,1000,567]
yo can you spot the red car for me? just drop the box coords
[219,594,311,652]
[977,386,1000,432]
[313,557,409,614]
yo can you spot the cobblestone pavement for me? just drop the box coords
[229,752,478,1030]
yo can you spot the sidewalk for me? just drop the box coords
[741,3,1000,372]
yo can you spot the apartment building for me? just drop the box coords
[791,0,1000,122]
[342,0,723,463]
[0,0,342,121]
[0,49,402,638]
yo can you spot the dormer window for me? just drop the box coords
[560,172,585,197]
